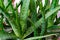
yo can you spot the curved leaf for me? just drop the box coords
[0,8,22,38]
[23,6,60,38]
[25,34,57,40]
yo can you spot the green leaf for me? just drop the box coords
[48,25,60,30]
[47,25,60,33]
[20,0,30,33]
[0,14,3,30]
[39,0,43,11]
[5,0,12,9]
[0,0,5,8]
[0,9,16,39]
[0,31,16,40]
[30,0,37,23]
[45,7,60,19]
[30,0,37,36]
[47,0,59,27]
[0,8,22,38]
[23,6,60,38]
[25,34,57,40]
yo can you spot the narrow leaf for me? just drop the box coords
[25,34,57,40]
[23,6,60,38]
[20,0,30,33]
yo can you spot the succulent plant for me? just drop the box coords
[0,0,60,40]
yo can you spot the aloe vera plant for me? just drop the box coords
[0,0,60,40]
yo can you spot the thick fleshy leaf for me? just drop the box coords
[20,0,30,32]
[25,34,57,40]
[0,31,16,40]
[47,25,60,33]
[0,8,22,38]
[0,10,16,39]
[30,0,37,36]
[48,25,60,29]
[47,0,59,27]
[23,6,60,38]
